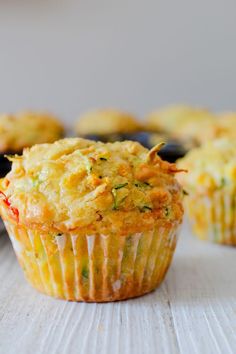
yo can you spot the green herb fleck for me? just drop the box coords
[139,205,153,212]
[120,195,128,205]
[57,233,63,237]
[100,157,107,161]
[134,181,150,188]
[112,184,128,210]
[219,178,226,189]
[114,182,128,190]
[112,188,118,210]
[82,267,89,280]
[112,195,128,210]
[183,189,189,196]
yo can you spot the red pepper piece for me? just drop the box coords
[0,191,19,222]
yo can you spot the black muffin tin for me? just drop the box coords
[0,154,12,177]
[84,132,187,162]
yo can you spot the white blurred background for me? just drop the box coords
[0,0,236,125]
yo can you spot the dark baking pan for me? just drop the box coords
[0,154,12,177]
[157,141,187,163]
[125,133,187,162]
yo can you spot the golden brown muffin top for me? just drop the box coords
[177,138,236,194]
[75,109,142,135]
[0,111,64,153]
[146,104,215,134]
[0,138,184,235]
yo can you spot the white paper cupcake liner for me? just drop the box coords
[4,221,179,302]
[186,187,236,245]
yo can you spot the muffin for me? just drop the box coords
[146,104,213,132]
[0,138,184,302]
[218,112,236,123]
[178,112,236,147]
[146,104,215,149]
[217,113,236,140]
[0,111,64,177]
[75,109,142,142]
[0,111,64,153]
[178,138,236,245]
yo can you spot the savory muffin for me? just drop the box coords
[0,138,184,302]
[218,112,236,123]
[178,138,236,245]
[147,105,214,155]
[75,109,142,142]
[177,112,236,147]
[175,116,216,147]
[146,104,213,133]
[0,111,64,153]
[217,113,236,140]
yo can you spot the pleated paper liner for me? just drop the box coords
[4,221,179,302]
[186,187,236,245]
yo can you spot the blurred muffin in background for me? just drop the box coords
[174,115,216,147]
[145,104,214,160]
[146,104,214,135]
[0,111,64,177]
[75,109,142,142]
[146,104,215,148]
[0,111,64,153]
[218,112,236,122]
[201,112,236,144]
[75,108,189,163]
[0,138,184,301]
[178,138,236,245]
[180,112,236,146]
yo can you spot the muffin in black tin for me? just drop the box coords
[0,111,64,176]
[145,104,215,150]
[75,108,187,162]
[75,108,142,142]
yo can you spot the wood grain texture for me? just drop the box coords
[0,220,236,354]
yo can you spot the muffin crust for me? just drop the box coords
[0,138,184,235]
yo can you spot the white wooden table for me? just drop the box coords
[0,220,236,354]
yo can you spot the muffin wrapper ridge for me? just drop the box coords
[4,220,178,302]
[186,188,236,245]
